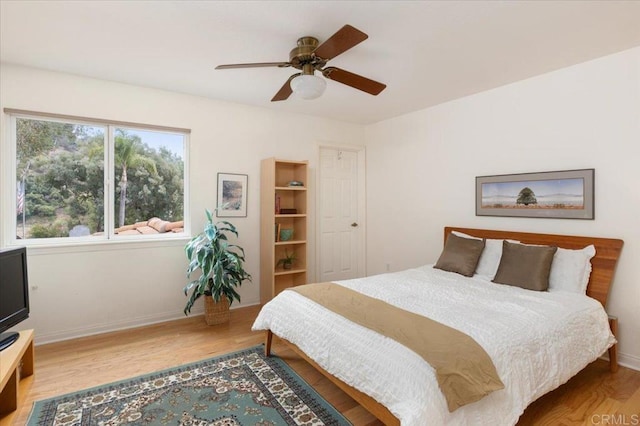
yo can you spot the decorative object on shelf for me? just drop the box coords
[280,208,298,215]
[277,250,297,270]
[183,209,252,325]
[275,223,281,242]
[279,228,294,241]
[476,169,594,219]
[287,180,304,187]
[217,173,248,217]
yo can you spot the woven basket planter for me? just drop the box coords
[204,295,230,325]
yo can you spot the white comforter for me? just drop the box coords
[252,265,615,425]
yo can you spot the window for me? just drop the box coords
[7,111,188,244]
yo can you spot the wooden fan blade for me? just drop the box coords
[313,25,368,60]
[216,62,290,69]
[322,67,386,95]
[271,73,301,102]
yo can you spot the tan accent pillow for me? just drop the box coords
[492,241,558,291]
[434,233,485,277]
[452,231,520,280]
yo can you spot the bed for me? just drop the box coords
[252,227,624,425]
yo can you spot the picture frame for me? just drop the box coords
[216,173,248,217]
[476,169,594,219]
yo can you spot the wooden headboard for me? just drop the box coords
[444,227,624,308]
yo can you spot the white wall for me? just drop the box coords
[365,47,640,369]
[0,64,365,343]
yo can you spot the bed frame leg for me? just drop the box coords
[264,330,273,357]
[608,316,619,373]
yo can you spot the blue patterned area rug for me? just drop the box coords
[27,345,351,425]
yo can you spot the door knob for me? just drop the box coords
[351,222,358,227]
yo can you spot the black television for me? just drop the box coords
[0,246,30,351]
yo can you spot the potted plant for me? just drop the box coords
[183,209,252,325]
[276,250,297,270]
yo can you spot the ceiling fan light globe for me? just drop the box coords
[291,74,326,100]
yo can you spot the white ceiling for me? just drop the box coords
[2,1,640,124]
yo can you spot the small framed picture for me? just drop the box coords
[216,173,248,217]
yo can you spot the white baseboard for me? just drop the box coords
[619,352,640,371]
[34,310,192,345]
[33,301,261,345]
[600,350,640,372]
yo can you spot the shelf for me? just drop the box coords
[275,186,307,191]
[275,214,306,218]
[275,240,306,246]
[274,268,306,276]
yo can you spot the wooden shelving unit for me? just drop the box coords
[260,158,308,303]
[0,329,34,422]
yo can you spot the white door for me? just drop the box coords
[317,146,365,282]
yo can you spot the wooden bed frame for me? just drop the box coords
[264,227,624,426]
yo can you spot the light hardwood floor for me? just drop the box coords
[5,305,640,425]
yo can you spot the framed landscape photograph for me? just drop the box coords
[216,173,248,217]
[476,169,594,219]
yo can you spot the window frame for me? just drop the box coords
[3,109,190,248]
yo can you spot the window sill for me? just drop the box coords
[12,234,191,256]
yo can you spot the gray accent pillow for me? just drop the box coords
[492,241,558,291]
[434,233,485,277]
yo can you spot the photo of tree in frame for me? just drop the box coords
[476,169,594,219]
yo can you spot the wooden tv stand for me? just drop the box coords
[0,329,34,421]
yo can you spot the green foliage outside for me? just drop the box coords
[16,119,184,239]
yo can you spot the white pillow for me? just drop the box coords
[452,230,480,239]
[548,245,596,294]
[451,231,519,280]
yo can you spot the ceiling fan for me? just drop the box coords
[215,24,387,101]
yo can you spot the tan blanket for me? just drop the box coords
[291,282,504,412]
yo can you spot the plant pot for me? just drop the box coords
[283,262,292,270]
[204,295,230,325]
